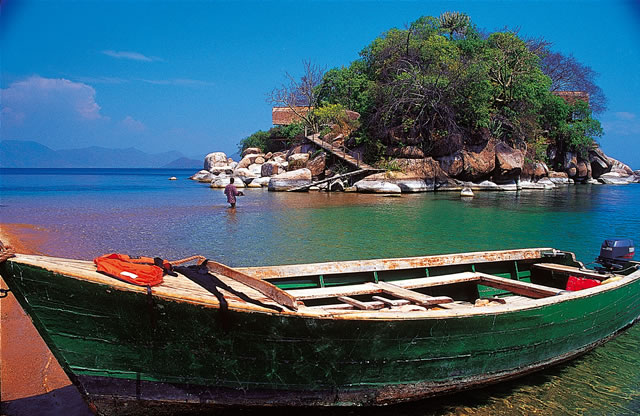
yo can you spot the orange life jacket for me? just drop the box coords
[94,253,173,287]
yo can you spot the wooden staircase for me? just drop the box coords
[304,134,377,170]
[286,134,383,192]
[286,168,380,192]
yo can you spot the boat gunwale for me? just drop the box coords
[5,249,640,321]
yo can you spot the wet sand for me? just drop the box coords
[0,224,92,415]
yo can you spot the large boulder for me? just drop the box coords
[268,168,312,191]
[459,139,496,181]
[234,168,258,182]
[236,154,265,170]
[494,142,524,181]
[241,147,262,157]
[385,146,425,159]
[251,177,271,187]
[210,174,245,189]
[574,159,591,182]
[393,157,448,179]
[599,172,635,185]
[261,162,282,177]
[608,157,634,175]
[589,147,612,178]
[563,152,578,178]
[204,152,228,170]
[353,180,402,194]
[548,171,572,185]
[436,153,463,177]
[307,153,326,178]
[521,162,549,182]
[190,170,214,182]
[248,164,263,175]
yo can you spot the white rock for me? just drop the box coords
[210,176,245,189]
[537,178,557,188]
[234,168,258,181]
[268,168,312,191]
[599,172,634,185]
[241,147,262,157]
[204,152,228,170]
[251,177,271,187]
[520,180,554,190]
[288,153,310,163]
[548,176,571,185]
[190,170,214,182]
[460,187,474,197]
[469,180,499,190]
[246,180,263,188]
[272,156,286,164]
[248,164,263,175]
[396,179,430,193]
[354,180,402,194]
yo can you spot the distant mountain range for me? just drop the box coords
[0,140,203,169]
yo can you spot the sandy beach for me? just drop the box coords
[0,224,92,415]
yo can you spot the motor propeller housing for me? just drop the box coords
[596,239,635,270]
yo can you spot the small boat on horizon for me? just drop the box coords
[1,240,639,415]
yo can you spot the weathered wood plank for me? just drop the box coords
[239,249,550,279]
[287,283,381,300]
[371,296,411,307]
[477,273,563,299]
[337,296,385,310]
[205,261,299,310]
[377,282,454,306]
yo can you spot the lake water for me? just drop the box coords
[1,168,640,415]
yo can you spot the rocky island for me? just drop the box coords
[192,12,638,193]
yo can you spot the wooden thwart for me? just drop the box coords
[377,281,454,306]
[477,273,562,299]
[338,296,385,310]
[206,261,299,310]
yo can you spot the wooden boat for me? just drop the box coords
[1,246,640,415]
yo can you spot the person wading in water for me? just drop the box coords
[224,177,244,208]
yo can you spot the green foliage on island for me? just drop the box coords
[316,12,603,163]
[246,12,604,165]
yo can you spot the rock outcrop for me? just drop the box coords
[268,168,312,191]
[459,139,496,181]
[204,152,228,170]
[494,142,523,182]
[353,179,402,194]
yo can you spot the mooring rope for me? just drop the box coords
[169,255,207,266]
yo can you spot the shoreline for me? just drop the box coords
[0,223,91,414]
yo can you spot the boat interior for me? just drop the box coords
[237,249,637,312]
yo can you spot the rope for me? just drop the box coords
[170,255,207,266]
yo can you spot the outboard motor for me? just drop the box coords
[596,239,635,271]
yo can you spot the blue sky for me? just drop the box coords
[1,0,639,165]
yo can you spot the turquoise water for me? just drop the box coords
[1,168,640,414]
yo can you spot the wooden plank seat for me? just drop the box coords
[289,270,564,311]
[531,263,612,280]
[476,273,564,298]
[377,281,454,306]
[287,272,477,300]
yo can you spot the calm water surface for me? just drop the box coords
[1,168,640,415]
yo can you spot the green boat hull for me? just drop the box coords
[2,253,640,413]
